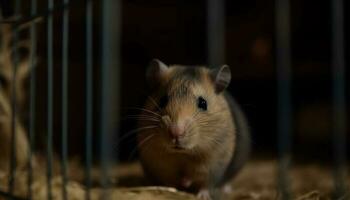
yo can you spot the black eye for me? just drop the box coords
[197,96,207,111]
[159,95,169,108]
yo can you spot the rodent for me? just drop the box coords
[137,59,251,199]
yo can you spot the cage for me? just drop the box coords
[0,0,348,199]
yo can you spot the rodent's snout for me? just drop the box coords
[168,118,192,140]
[169,123,185,139]
[161,115,191,140]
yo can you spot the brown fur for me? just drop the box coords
[138,65,238,197]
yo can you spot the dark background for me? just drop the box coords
[1,0,349,163]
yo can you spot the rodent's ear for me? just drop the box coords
[146,59,169,85]
[210,65,231,93]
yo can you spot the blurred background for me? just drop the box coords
[0,0,348,164]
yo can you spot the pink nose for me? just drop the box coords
[169,123,185,138]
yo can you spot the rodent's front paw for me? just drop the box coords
[197,189,211,200]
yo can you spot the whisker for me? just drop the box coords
[185,110,201,131]
[196,122,223,127]
[189,108,227,127]
[208,108,228,115]
[195,124,255,147]
[205,136,222,146]
[124,114,160,118]
[125,107,161,117]
[122,125,158,140]
[123,114,160,120]
[122,116,160,122]
[112,125,158,152]
[128,134,155,160]
[148,96,162,112]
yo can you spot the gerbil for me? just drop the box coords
[137,59,250,199]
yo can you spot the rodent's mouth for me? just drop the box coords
[166,136,191,152]
[168,144,187,152]
[173,145,185,150]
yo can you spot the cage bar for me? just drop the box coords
[47,0,54,199]
[28,0,37,199]
[100,0,121,198]
[6,1,71,28]
[8,0,20,196]
[275,0,292,199]
[207,0,225,67]
[85,0,93,199]
[61,0,69,199]
[331,0,348,198]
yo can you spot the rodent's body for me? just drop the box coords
[137,60,250,198]
[139,94,235,190]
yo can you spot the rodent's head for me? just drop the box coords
[143,59,232,153]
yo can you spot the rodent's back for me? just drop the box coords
[217,92,251,186]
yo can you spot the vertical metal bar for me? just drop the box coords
[207,0,225,67]
[28,0,37,199]
[61,0,69,199]
[85,0,93,199]
[331,0,348,198]
[275,0,292,199]
[47,0,54,199]
[8,0,20,196]
[100,0,121,198]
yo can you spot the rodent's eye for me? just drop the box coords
[159,95,169,108]
[197,96,207,111]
